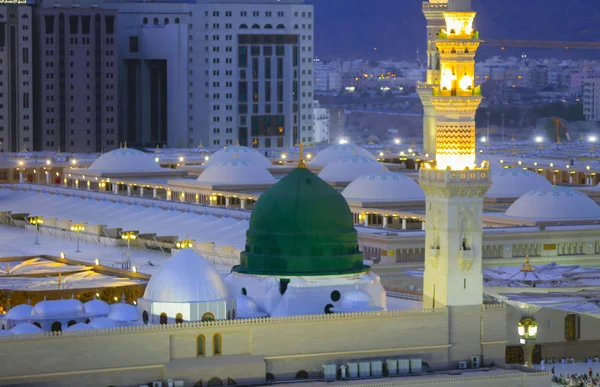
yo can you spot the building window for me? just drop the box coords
[213,333,222,355]
[129,36,139,53]
[202,312,215,321]
[175,313,183,324]
[160,313,168,325]
[197,335,206,356]
[565,314,580,341]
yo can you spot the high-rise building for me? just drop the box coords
[0,4,34,152]
[583,78,600,121]
[418,0,447,156]
[311,99,329,144]
[114,0,314,150]
[33,0,119,153]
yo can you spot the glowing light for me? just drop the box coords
[338,138,348,145]
[440,67,456,90]
[114,296,118,302]
[60,252,65,259]
[535,136,544,143]
[132,266,137,273]
[444,14,474,36]
[589,136,597,143]
[179,156,184,162]
[281,154,287,159]
[394,138,401,145]
[435,155,475,171]
[408,148,413,153]
[155,157,159,162]
[587,165,591,170]
[45,160,51,166]
[71,159,77,165]
[379,152,384,157]
[94,258,100,265]
[205,156,209,161]
[500,160,504,164]
[550,163,554,167]
[306,153,312,160]
[518,160,522,165]
[459,75,473,91]
[480,136,487,143]
[18,160,24,166]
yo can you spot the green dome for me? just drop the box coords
[234,167,367,276]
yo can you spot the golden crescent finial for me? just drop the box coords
[297,142,307,169]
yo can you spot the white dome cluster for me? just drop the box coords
[205,146,272,169]
[342,172,424,202]
[487,169,552,198]
[310,144,375,166]
[197,160,275,186]
[88,148,163,173]
[505,187,600,221]
[319,155,387,183]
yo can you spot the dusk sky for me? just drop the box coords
[308,0,600,60]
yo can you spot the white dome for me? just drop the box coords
[319,155,387,182]
[197,160,275,186]
[5,304,33,320]
[65,323,92,331]
[88,317,118,329]
[205,146,272,169]
[143,249,230,303]
[332,290,383,313]
[84,298,110,316]
[10,323,42,335]
[108,302,138,322]
[31,298,85,318]
[0,330,13,336]
[487,169,552,197]
[235,295,269,318]
[311,144,376,166]
[88,148,163,173]
[505,187,600,221]
[342,172,424,202]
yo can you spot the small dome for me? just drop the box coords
[10,323,42,335]
[65,323,92,331]
[505,187,600,221]
[487,169,552,197]
[311,144,375,166]
[84,298,110,316]
[143,249,230,303]
[88,317,118,329]
[5,304,33,320]
[332,290,383,313]
[0,330,13,336]
[88,148,163,173]
[319,156,387,182]
[108,302,139,322]
[342,172,424,202]
[197,160,275,185]
[31,298,85,318]
[205,146,272,169]
[235,295,269,318]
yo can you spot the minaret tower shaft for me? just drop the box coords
[419,0,490,310]
[418,0,448,156]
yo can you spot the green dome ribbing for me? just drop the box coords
[234,168,367,276]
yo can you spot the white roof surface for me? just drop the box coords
[87,148,164,173]
[142,249,230,303]
[196,160,275,186]
[487,168,553,198]
[10,323,42,334]
[310,144,376,166]
[108,302,139,322]
[318,155,387,182]
[505,187,600,221]
[204,146,272,169]
[31,298,86,318]
[342,172,424,202]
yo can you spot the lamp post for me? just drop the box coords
[29,216,44,245]
[121,231,137,269]
[70,223,86,253]
[518,317,539,367]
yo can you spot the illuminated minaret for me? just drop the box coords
[418,0,448,156]
[419,0,490,310]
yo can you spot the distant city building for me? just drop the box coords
[310,100,329,144]
[583,78,600,121]
[0,4,34,152]
[33,0,119,153]
[314,59,341,93]
[328,108,346,143]
[114,0,314,150]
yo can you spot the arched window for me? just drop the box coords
[239,24,248,29]
[1,324,4,330]
[197,335,206,356]
[251,24,260,29]
[175,18,180,24]
[294,24,299,29]
[84,319,90,324]
[51,321,62,332]
[160,312,168,325]
[232,309,236,319]
[295,370,309,379]
[241,287,247,296]
[227,310,231,320]
[143,17,148,25]
[142,311,149,324]
[266,373,275,381]
[201,312,215,322]
[213,333,222,355]
[324,304,334,314]
[153,18,159,25]
[164,18,169,25]
[264,24,273,29]
[207,377,223,386]
[276,24,285,29]
[33,322,41,328]
[175,313,183,324]
[21,14,29,19]
[67,320,77,327]
[227,377,237,385]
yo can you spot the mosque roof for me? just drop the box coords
[196,160,276,186]
[87,148,164,173]
[88,317,118,329]
[65,322,92,331]
[235,295,269,318]
[332,290,383,313]
[10,323,42,335]
[142,249,230,303]
[30,298,86,319]
[108,302,139,322]
[487,169,552,198]
[204,146,272,169]
[235,167,367,276]
[505,187,600,221]
[84,298,110,316]
[318,155,387,183]
[310,144,376,167]
[342,172,425,202]
[5,304,33,320]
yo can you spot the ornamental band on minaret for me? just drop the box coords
[418,0,491,310]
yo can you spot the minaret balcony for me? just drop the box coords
[459,248,474,260]
[420,168,490,183]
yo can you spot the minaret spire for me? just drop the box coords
[297,142,307,169]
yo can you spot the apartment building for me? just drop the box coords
[583,78,600,121]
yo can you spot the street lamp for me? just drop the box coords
[394,138,401,145]
[28,216,43,245]
[175,238,195,249]
[518,317,539,367]
[70,223,86,253]
[121,231,137,269]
